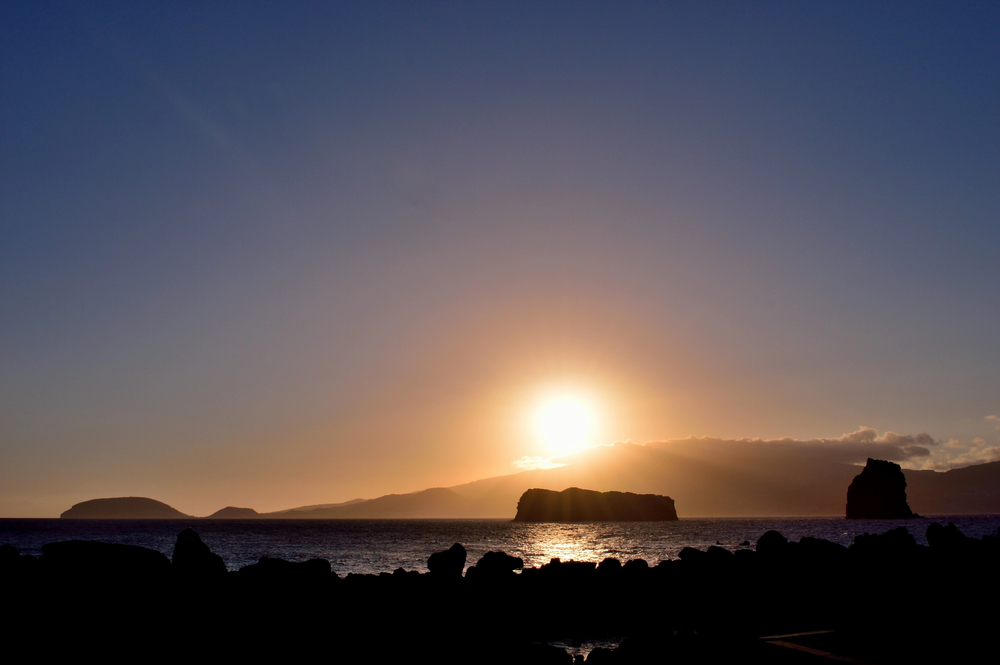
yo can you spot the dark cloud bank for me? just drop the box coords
[441,428,1000,518]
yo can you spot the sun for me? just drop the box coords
[534,395,596,455]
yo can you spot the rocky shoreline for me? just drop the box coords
[3,521,997,662]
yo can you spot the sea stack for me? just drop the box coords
[513,487,678,522]
[845,458,915,519]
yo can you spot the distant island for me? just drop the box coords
[61,497,190,519]
[513,487,678,521]
[56,454,1000,520]
[207,507,260,519]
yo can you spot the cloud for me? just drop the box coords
[511,456,565,471]
[931,444,1000,469]
[987,415,998,421]
[646,427,941,467]
[889,436,1000,471]
[531,427,993,474]
[640,427,1000,471]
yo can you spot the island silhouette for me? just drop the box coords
[58,454,1000,519]
[513,488,678,521]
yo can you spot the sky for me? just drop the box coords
[2,2,999,517]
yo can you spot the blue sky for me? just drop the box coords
[2,2,998,515]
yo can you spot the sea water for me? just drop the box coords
[3,515,998,575]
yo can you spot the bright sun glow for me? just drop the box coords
[534,395,595,455]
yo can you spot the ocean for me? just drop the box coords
[3,515,998,575]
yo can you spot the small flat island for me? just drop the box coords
[513,487,678,522]
[60,497,190,519]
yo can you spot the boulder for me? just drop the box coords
[926,522,973,555]
[845,458,915,519]
[597,557,622,572]
[427,543,466,578]
[756,530,789,554]
[40,540,171,583]
[678,547,708,565]
[467,550,523,579]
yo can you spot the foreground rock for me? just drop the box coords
[4,522,999,663]
[845,458,915,519]
[514,487,678,521]
[40,540,172,582]
[172,527,227,579]
[427,542,467,578]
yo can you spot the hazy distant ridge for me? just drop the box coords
[61,450,1000,519]
[263,488,471,518]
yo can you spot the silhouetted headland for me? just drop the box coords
[846,458,916,519]
[60,496,190,519]
[514,487,678,522]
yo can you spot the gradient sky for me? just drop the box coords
[2,2,999,517]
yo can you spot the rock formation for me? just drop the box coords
[172,528,227,579]
[513,487,678,522]
[60,496,189,519]
[427,542,466,577]
[207,506,259,519]
[40,540,172,582]
[845,458,915,519]
[465,551,523,580]
[5,523,1000,663]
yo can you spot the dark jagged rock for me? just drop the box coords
[60,496,190,519]
[926,521,976,559]
[513,487,678,522]
[526,558,598,585]
[427,543,466,577]
[598,557,622,572]
[238,556,332,582]
[845,458,915,519]
[621,559,650,581]
[172,528,227,579]
[8,522,1000,663]
[850,526,918,561]
[206,506,259,519]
